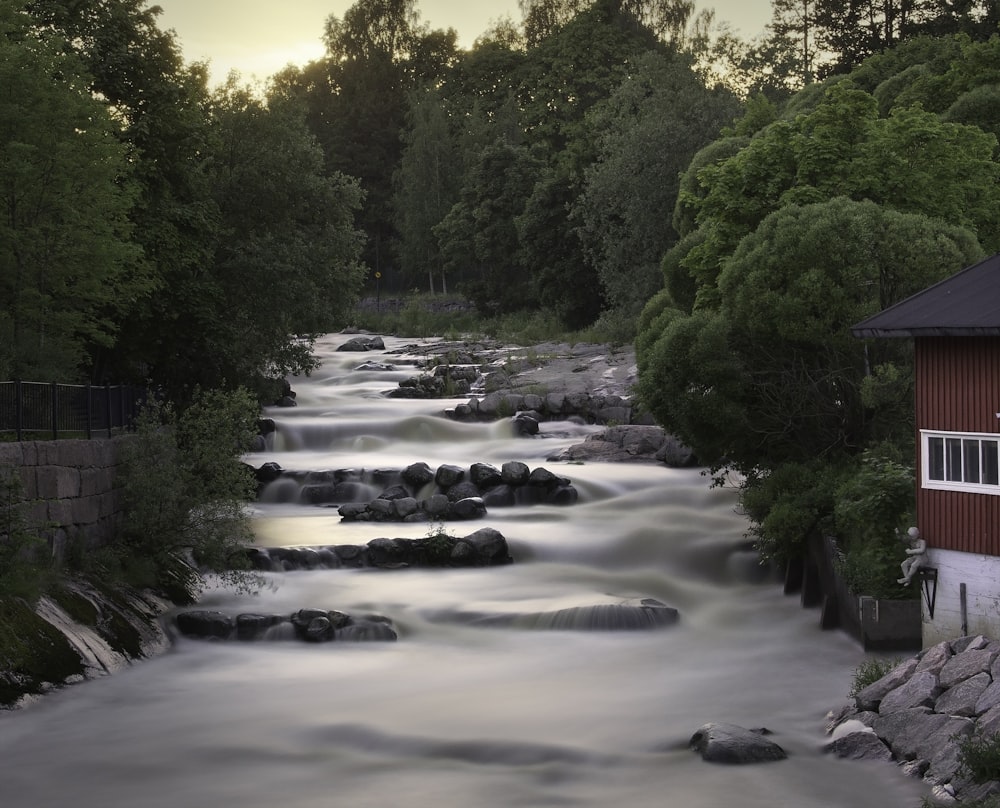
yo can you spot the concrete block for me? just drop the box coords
[71,496,102,526]
[47,499,75,527]
[35,466,81,499]
[19,442,39,466]
[0,443,24,467]
[80,467,114,497]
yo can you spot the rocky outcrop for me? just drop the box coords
[548,425,696,466]
[337,335,386,352]
[173,608,397,643]
[247,527,513,570]
[422,597,680,631]
[824,634,1000,803]
[255,460,579,518]
[689,723,788,764]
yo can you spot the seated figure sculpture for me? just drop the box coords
[897,526,926,585]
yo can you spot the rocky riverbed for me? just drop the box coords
[825,634,1000,803]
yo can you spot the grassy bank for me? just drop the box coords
[347,294,636,346]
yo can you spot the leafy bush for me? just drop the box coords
[115,388,262,601]
[833,445,916,599]
[958,730,1000,784]
[849,657,900,696]
[0,466,51,601]
[738,460,849,563]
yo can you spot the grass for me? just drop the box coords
[959,729,1000,784]
[849,657,901,696]
[345,293,637,346]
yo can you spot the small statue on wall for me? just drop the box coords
[897,526,927,586]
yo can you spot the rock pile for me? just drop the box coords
[247,527,513,570]
[173,608,397,643]
[253,460,579,520]
[825,634,1000,803]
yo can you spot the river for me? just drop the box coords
[0,333,923,807]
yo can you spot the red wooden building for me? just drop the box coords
[853,253,1000,644]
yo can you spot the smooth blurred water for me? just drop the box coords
[0,334,924,808]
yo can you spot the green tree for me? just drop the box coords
[393,87,463,293]
[26,0,220,389]
[677,80,1000,298]
[188,79,367,397]
[0,3,148,380]
[637,199,982,560]
[117,389,262,601]
[573,50,740,316]
[435,140,542,316]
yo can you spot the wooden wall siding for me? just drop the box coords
[915,336,1000,555]
[920,489,1000,555]
[915,337,1000,432]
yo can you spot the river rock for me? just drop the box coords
[175,608,396,644]
[689,723,787,764]
[247,528,513,570]
[338,335,385,352]
[174,610,234,640]
[828,635,1000,802]
[878,670,942,713]
[823,728,893,762]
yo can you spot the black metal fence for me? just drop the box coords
[0,381,146,441]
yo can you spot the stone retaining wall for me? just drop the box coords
[0,437,130,558]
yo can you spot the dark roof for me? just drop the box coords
[852,253,1000,338]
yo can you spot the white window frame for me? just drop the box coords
[921,430,1000,495]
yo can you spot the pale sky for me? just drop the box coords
[155,1,774,86]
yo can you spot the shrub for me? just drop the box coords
[833,445,916,599]
[115,388,262,601]
[958,729,1000,784]
[849,657,900,696]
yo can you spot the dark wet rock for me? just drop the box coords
[338,335,385,352]
[402,461,435,487]
[512,412,540,435]
[247,529,512,571]
[174,610,234,640]
[469,462,502,488]
[255,461,284,484]
[689,723,787,764]
[501,461,530,485]
[450,497,487,520]
[175,608,395,644]
[435,463,465,487]
[445,481,481,502]
[822,726,893,762]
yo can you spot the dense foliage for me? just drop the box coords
[2,0,366,397]
[636,31,1000,590]
[4,0,1000,604]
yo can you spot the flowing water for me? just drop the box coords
[0,334,923,808]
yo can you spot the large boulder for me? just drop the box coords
[689,723,787,764]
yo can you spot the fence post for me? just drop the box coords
[105,383,112,438]
[15,379,23,442]
[51,382,59,440]
[86,383,93,440]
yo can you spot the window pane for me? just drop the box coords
[964,439,981,483]
[928,437,944,480]
[984,441,1000,486]
[946,438,964,481]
